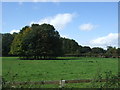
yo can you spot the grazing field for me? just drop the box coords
[2,57,118,88]
[0,57,2,76]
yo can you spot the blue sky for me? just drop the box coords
[2,2,118,49]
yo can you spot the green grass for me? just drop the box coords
[0,57,2,76]
[2,57,118,88]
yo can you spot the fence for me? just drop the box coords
[4,78,120,88]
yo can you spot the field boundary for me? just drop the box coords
[4,78,120,87]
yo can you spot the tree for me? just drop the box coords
[80,46,91,57]
[10,24,62,59]
[9,26,30,57]
[2,33,17,56]
[61,38,80,56]
[105,46,118,58]
[91,47,105,57]
[117,48,120,57]
[81,46,91,53]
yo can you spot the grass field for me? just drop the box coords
[0,57,2,76]
[2,57,118,88]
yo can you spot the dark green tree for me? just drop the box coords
[117,48,120,57]
[2,33,16,56]
[10,24,62,59]
[91,47,105,57]
[61,38,80,56]
[81,46,91,53]
[105,46,118,58]
[9,26,30,57]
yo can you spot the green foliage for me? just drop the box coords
[91,71,120,88]
[2,24,120,58]
[92,47,105,54]
[81,46,91,54]
[2,33,17,56]
[10,24,62,59]
[105,46,118,58]
[61,38,81,55]
[91,47,105,57]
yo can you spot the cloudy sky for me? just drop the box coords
[2,1,118,49]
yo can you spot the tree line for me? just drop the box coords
[1,23,120,59]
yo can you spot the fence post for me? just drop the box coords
[59,80,65,88]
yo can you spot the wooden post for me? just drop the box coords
[59,80,65,88]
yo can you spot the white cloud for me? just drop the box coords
[30,13,75,30]
[79,23,97,31]
[89,33,120,48]
[10,29,20,34]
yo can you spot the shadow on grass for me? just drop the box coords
[18,57,81,61]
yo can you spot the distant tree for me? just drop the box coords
[61,38,80,56]
[81,46,91,53]
[80,46,91,57]
[9,26,30,57]
[105,46,118,58]
[107,46,113,51]
[117,48,120,57]
[3,25,119,59]
[10,24,62,59]
[92,47,105,54]
[91,47,105,57]
[2,33,17,56]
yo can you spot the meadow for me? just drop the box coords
[2,57,118,88]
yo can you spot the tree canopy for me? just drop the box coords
[2,33,17,56]
[2,23,120,59]
[10,24,62,59]
[61,38,81,56]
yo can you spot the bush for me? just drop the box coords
[91,71,120,88]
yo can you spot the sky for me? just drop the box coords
[2,1,119,49]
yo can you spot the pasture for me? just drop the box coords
[2,57,118,88]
